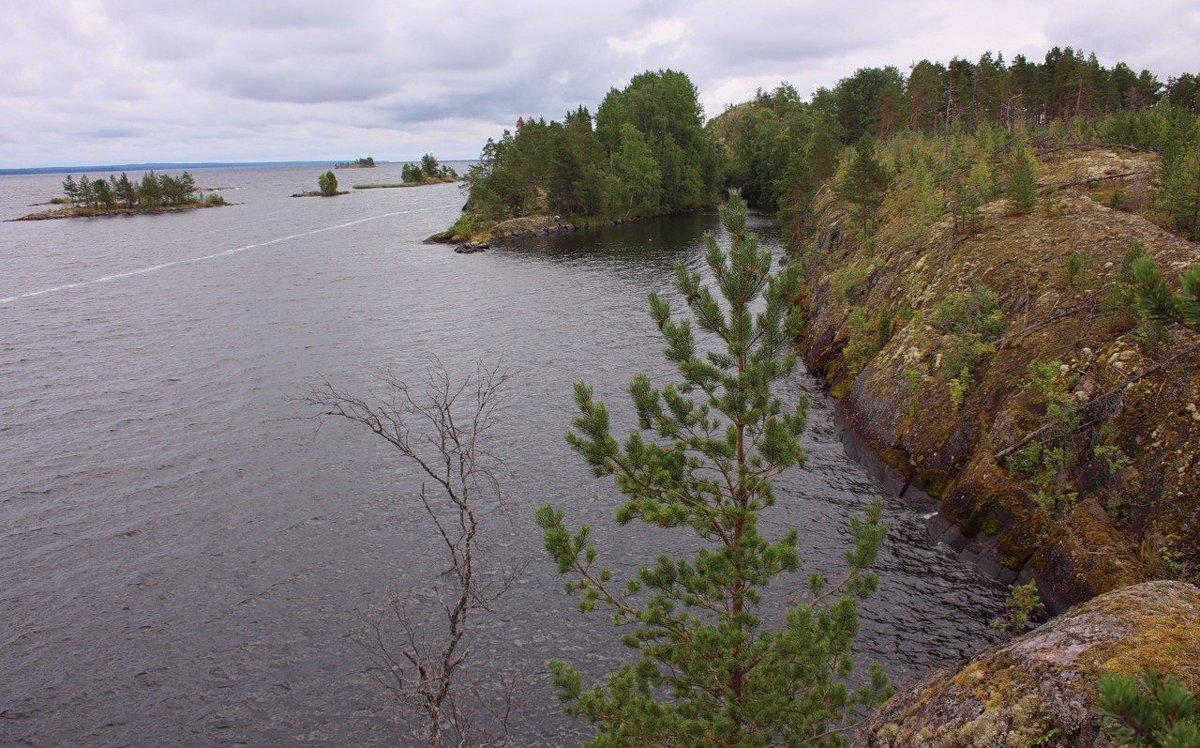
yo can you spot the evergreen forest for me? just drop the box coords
[449,48,1200,244]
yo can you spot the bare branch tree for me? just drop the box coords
[300,357,520,746]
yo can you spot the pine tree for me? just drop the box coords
[138,172,162,208]
[91,178,115,209]
[177,171,197,203]
[1006,145,1038,215]
[158,174,183,205]
[1097,670,1200,746]
[537,189,889,745]
[837,137,890,235]
[78,175,95,209]
[420,153,441,178]
[113,173,137,208]
[401,163,425,184]
[1132,253,1200,332]
[1157,141,1200,240]
[62,175,79,206]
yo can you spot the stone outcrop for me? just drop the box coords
[426,214,581,245]
[487,214,580,240]
[861,581,1200,747]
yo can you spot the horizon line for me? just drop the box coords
[0,157,476,176]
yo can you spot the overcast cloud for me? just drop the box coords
[2,0,1197,168]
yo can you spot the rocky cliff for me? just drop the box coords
[798,146,1199,612]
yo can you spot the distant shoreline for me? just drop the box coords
[0,160,473,177]
[0,162,342,176]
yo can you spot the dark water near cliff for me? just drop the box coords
[0,165,1006,745]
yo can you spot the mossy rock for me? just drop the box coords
[861,581,1200,747]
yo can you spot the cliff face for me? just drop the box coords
[861,581,1200,747]
[799,147,1199,611]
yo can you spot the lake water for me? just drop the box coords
[0,164,1005,745]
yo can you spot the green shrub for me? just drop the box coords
[1006,145,1038,215]
[1063,250,1094,289]
[932,285,1005,339]
[318,171,339,196]
[829,261,874,302]
[841,306,901,378]
[948,369,970,411]
[943,335,997,384]
[989,580,1043,640]
[1005,360,1084,521]
[931,285,1005,407]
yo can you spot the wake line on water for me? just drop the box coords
[0,204,457,305]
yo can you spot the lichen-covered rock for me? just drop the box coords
[860,581,1200,747]
[799,147,1200,609]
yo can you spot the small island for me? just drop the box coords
[354,154,458,190]
[334,156,376,169]
[400,154,457,184]
[17,171,227,220]
[292,170,348,197]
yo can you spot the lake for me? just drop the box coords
[0,164,1005,745]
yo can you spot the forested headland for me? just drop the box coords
[18,171,226,220]
[443,69,722,241]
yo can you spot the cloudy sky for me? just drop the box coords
[2,0,1197,168]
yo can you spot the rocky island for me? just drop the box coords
[17,171,227,220]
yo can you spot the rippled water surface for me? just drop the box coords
[0,165,1005,745]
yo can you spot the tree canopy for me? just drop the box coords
[457,70,719,228]
[402,154,457,184]
[60,171,203,211]
[710,48,1199,245]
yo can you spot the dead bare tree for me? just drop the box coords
[301,358,519,746]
